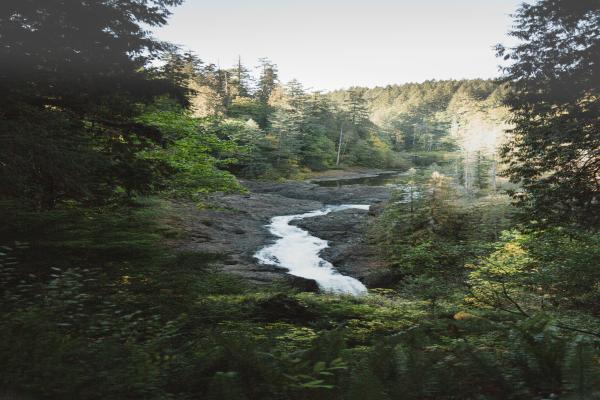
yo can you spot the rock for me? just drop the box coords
[282,275,320,292]
[362,268,403,288]
[292,208,391,282]
[223,257,238,265]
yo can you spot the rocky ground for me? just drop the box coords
[169,169,400,291]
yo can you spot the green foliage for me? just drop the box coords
[227,96,267,122]
[467,229,600,317]
[373,170,489,278]
[137,99,241,196]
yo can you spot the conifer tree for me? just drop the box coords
[256,58,279,105]
[497,0,600,227]
[345,89,371,136]
[231,56,252,98]
[0,0,186,208]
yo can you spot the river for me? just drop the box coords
[177,168,434,294]
[254,205,370,295]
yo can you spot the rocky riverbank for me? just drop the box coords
[169,169,399,291]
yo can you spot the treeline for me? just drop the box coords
[160,52,408,178]
[329,79,508,153]
[161,53,509,180]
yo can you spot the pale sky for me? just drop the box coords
[153,0,521,91]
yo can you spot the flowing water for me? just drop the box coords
[254,166,455,294]
[254,205,370,295]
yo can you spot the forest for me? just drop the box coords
[0,0,598,399]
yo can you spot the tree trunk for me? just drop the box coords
[336,126,344,166]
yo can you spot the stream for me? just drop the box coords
[254,205,370,295]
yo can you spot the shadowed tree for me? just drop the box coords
[0,0,186,208]
[497,0,600,228]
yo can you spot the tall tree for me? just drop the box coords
[345,89,371,132]
[299,93,336,170]
[254,58,278,127]
[161,51,203,89]
[231,56,252,98]
[497,0,600,227]
[256,58,278,105]
[268,80,305,170]
[0,0,186,208]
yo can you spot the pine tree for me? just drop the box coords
[256,58,278,105]
[0,0,186,208]
[254,58,278,127]
[231,56,252,98]
[497,0,600,228]
[345,89,371,136]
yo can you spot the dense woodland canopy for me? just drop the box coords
[0,0,599,399]
[152,52,510,182]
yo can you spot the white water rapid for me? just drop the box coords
[254,205,370,295]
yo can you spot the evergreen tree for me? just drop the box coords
[254,58,278,127]
[161,50,203,89]
[475,151,491,191]
[194,62,228,116]
[497,0,600,228]
[256,58,279,105]
[345,89,371,137]
[230,56,252,98]
[298,93,337,170]
[0,0,186,208]
[267,81,306,172]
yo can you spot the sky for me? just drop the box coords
[153,0,521,91]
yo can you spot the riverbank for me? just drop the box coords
[169,169,399,290]
[305,167,401,182]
